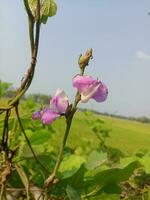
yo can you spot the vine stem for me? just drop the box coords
[0,181,5,200]
[44,50,93,191]
[15,105,49,174]
[44,68,85,188]
[44,112,75,187]
[81,185,101,199]
[2,110,10,149]
[4,0,41,108]
[23,0,35,54]
[0,1,44,199]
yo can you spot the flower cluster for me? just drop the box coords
[32,75,108,125]
[32,89,69,125]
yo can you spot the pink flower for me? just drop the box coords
[32,110,41,120]
[50,89,69,114]
[73,75,108,103]
[32,89,69,125]
[41,109,60,125]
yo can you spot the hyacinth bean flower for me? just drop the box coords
[32,89,69,125]
[41,109,60,125]
[73,75,108,103]
[32,110,41,120]
[50,89,69,114]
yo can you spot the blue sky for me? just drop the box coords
[0,0,150,117]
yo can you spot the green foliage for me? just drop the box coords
[27,93,50,105]
[85,151,107,170]
[66,185,81,200]
[59,154,86,179]
[94,161,141,186]
[0,80,13,97]
[40,0,57,23]
[28,0,57,24]
[15,163,30,200]
[1,99,150,199]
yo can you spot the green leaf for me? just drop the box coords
[89,192,120,200]
[85,151,107,170]
[67,165,86,189]
[120,156,138,168]
[40,0,57,24]
[28,0,36,17]
[48,0,57,17]
[140,155,150,174]
[94,161,141,186]
[57,165,86,192]
[22,144,48,158]
[29,129,52,145]
[147,188,150,200]
[28,0,57,24]
[15,164,30,200]
[66,185,81,200]
[59,154,86,179]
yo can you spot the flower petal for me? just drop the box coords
[73,75,108,103]
[81,81,101,103]
[50,89,68,114]
[41,109,60,125]
[73,75,96,93]
[32,111,41,120]
[92,82,108,102]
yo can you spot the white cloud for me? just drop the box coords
[135,50,150,61]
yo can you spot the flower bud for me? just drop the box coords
[78,48,93,69]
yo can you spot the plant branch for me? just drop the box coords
[2,110,11,150]
[7,0,41,107]
[23,0,35,53]
[23,0,34,22]
[44,113,74,187]
[44,50,92,187]
[15,105,49,174]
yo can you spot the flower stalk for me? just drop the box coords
[44,50,92,187]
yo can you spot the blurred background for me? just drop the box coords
[0,0,150,117]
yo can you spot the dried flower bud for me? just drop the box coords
[78,48,93,69]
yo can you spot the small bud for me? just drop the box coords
[78,48,93,69]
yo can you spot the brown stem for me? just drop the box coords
[2,110,11,150]
[8,0,41,106]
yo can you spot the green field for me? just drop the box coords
[50,111,150,155]
[1,107,150,155]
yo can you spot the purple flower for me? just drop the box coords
[32,89,69,125]
[32,111,41,120]
[41,109,60,125]
[50,89,69,114]
[73,75,108,103]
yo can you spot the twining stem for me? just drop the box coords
[44,50,93,188]
[81,185,101,199]
[44,68,85,187]
[44,110,76,187]
[28,19,35,55]
[52,93,81,173]
[23,0,35,54]
[2,110,11,150]
[53,117,73,175]
[0,0,41,109]
[0,184,5,200]
[15,105,49,174]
